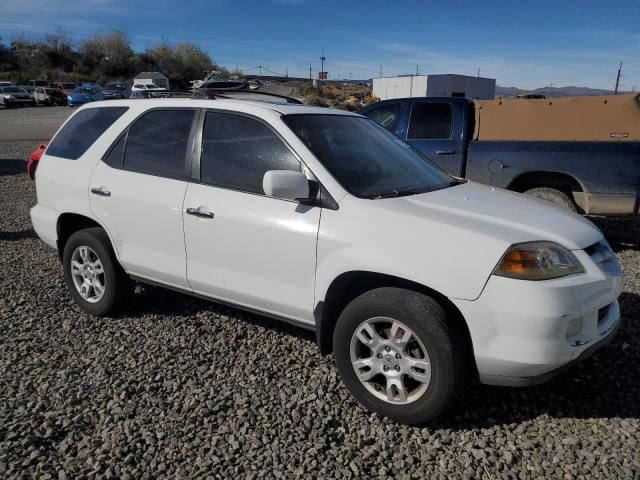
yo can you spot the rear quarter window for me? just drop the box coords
[46,107,128,160]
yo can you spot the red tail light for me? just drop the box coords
[27,144,46,180]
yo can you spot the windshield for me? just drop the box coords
[283,115,456,198]
[3,87,20,93]
[106,83,125,90]
[145,84,160,89]
[71,87,91,94]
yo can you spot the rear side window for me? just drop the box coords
[103,134,126,168]
[199,112,300,194]
[407,102,453,140]
[361,102,403,132]
[46,107,128,160]
[123,109,195,179]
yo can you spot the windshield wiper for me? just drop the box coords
[371,189,401,199]
[367,188,426,199]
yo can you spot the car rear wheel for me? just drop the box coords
[333,287,467,425]
[524,187,578,213]
[62,227,133,316]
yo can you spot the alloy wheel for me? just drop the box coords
[70,246,106,303]
[350,317,432,404]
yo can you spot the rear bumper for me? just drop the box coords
[30,204,58,250]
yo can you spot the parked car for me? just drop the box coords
[0,86,35,107]
[17,85,36,97]
[52,82,78,95]
[0,81,15,87]
[27,144,47,179]
[131,83,169,97]
[33,87,67,106]
[359,94,640,215]
[67,84,103,106]
[30,99,623,425]
[103,82,132,99]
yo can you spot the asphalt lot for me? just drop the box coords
[0,106,72,141]
[0,107,639,478]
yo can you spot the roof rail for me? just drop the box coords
[192,88,303,104]
[128,88,304,105]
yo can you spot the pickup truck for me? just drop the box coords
[359,93,640,215]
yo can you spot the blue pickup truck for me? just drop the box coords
[359,94,640,215]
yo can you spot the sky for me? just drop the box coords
[1,0,639,90]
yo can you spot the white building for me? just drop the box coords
[373,74,496,100]
[133,71,170,90]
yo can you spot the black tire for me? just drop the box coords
[62,227,133,316]
[333,287,467,425]
[524,187,578,213]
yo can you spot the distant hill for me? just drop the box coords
[495,85,625,98]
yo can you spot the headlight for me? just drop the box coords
[494,241,584,280]
[4,95,12,99]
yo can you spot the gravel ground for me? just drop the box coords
[0,141,639,479]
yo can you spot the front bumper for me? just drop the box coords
[6,98,33,105]
[452,248,624,386]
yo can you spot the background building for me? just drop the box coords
[133,71,170,90]
[373,74,496,100]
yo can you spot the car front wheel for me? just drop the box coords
[333,287,467,425]
[62,227,133,316]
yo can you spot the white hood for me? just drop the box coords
[318,181,603,301]
[401,181,602,250]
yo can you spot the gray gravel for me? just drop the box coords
[1,140,639,479]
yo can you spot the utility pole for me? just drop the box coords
[379,63,383,78]
[614,62,622,95]
[309,62,312,83]
[349,72,352,81]
[320,47,326,82]
[477,68,480,78]
[258,65,262,78]
[416,65,419,75]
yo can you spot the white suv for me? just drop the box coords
[31,98,624,425]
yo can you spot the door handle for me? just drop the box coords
[186,207,214,219]
[435,150,456,155]
[90,187,111,197]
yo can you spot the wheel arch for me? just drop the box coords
[56,212,118,261]
[507,170,585,194]
[315,271,476,370]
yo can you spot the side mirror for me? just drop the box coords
[263,170,310,201]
